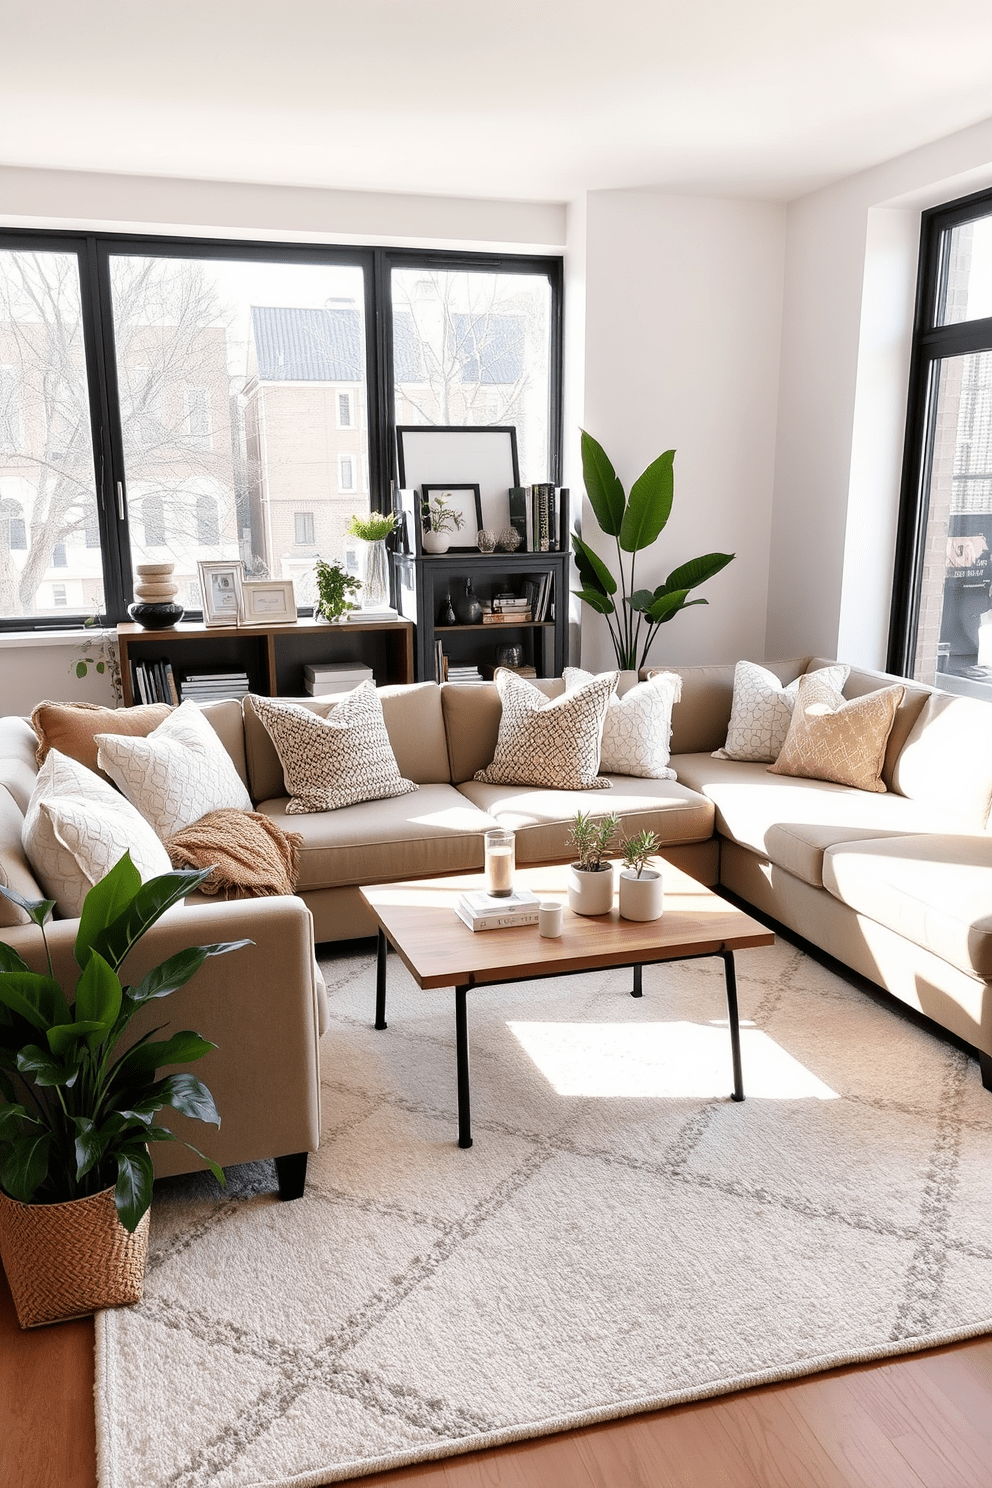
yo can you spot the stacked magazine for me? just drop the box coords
[455,887,540,932]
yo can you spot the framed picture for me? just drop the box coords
[420,484,483,550]
[198,560,244,627]
[396,426,519,534]
[240,579,298,626]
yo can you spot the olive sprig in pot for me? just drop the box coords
[618,829,665,922]
[567,811,621,917]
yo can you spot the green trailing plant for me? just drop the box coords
[569,811,621,873]
[0,855,250,1232]
[70,617,123,705]
[423,494,466,535]
[620,829,660,879]
[314,557,362,621]
[347,511,397,543]
[572,430,735,672]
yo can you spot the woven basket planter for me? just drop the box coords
[0,1184,150,1329]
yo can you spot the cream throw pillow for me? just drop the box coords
[768,672,905,794]
[474,668,618,790]
[563,667,681,779]
[22,750,173,917]
[249,685,417,814]
[715,661,850,763]
[96,699,252,837]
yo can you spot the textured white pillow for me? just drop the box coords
[249,685,417,814]
[563,668,681,779]
[96,700,252,837]
[715,661,850,763]
[22,750,173,917]
[474,669,618,789]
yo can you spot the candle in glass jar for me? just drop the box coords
[484,829,515,897]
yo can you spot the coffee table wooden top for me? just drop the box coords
[360,862,773,990]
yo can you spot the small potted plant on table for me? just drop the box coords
[566,811,620,916]
[618,829,663,921]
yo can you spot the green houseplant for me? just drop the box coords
[314,557,362,622]
[618,829,664,922]
[346,511,397,609]
[572,430,735,671]
[567,811,621,917]
[0,855,248,1325]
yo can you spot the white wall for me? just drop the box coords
[0,634,116,717]
[571,189,787,671]
[768,115,992,667]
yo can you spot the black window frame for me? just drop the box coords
[888,184,992,675]
[0,230,563,632]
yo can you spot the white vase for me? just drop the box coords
[566,863,615,916]
[619,868,664,921]
[422,529,451,555]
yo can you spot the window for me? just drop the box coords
[0,231,561,628]
[51,584,67,606]
[891,187,992,699]
[52,542,67,567]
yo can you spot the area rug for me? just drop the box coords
[95,939,992,1488]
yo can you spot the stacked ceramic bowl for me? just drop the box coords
[128,562,185,630]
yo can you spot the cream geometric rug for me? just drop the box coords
[95,940,992,1488]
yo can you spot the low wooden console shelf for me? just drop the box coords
[117,617,414,706]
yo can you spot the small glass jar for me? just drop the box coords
[484,828,515,898]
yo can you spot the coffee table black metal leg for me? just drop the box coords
[721,950,745,1101]
[374,928,388,1030]
[631,963,643,998]
[455,984,473,1148]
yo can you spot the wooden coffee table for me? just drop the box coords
[360,862,774,1148]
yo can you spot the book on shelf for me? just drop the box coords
[346,606,398,622]
[455,887,540,932]
[482,609,532,625]
[508,486,529,550]
[304,662,373,696]
[131,658,181,706]
[447,665,485,684]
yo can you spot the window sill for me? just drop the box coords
[0,629,96,650]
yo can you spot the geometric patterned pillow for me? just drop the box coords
[715,661,850,763]
[563,667,681,779]
[248,685,417,814]
[474,668,618,790]
[767,672,905,794]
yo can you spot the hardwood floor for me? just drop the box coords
[3,1266,990,1488]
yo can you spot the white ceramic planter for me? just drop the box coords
[422,529,451,555]
[618,868,664,921]
[567,863,615,916]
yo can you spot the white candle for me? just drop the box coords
[486,845,514,896]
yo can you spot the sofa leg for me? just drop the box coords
[980,1052,992,1092]
[275,1152,308,1200]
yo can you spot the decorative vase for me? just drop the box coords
[618,868,664,922]
[422,529,451,555]
[497,527,522,553]
[361,539,390,609]
[0,1184,150,1328]
[566,863,615,916]
[477,529,497,553]
[129,561,184,630]
[438,591,457,626]
[455,579,482,625]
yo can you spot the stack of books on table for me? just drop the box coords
[447,663,485,684]
[346,606,398,623]
[304,662,374,696]
[455,887,540,932]
[180,671,250,702]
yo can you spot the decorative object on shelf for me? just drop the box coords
[240,579,298,626]
[396,426,519,535]
[0,855,239,1327]
[477,528,497,553]
[438,590,457,627]
[618,829,664,921]
[484,828,515,898]
[566,810,620,916]
[421,485,482,552]
[422,529,451,555]
[314,558,362,623]
[347,512,397,610]
[70,618,124,703]
[495,642,524,667]
[454,579,483,625]
[129,561,185,631]
[198,559,245,627]
[496,526,522,553]
[573,429,735,670]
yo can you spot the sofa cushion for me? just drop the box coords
[0,786,44,928]
[673,753,979,888]
[768,674,904,793]
[817,660,930,792]
[474,669,617,790]
[456,776,714,863]
[255,785,496,890]
[441,678,563,784]
[243,682,450,801]
[891,691,992,827]
[822,834,992,980]
[563,667,680,778]
[715,661,849,763]
[649,659,810,756]
[31,699,172,781]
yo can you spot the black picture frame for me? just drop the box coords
[395,425,520,534]
[421,484,483,549]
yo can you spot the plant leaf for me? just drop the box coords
[663,551,735,593]
[0,943,29,975]
[0,972,71,1031]
[646,588,691,623]
[17,1043,80,1087]
[46,1020,107,1057]
[156,1072,221,1127]
[72,1116,109,1179]
[129,940,251,1005]
[619,450,674,554]
[0,1102,33,1138]
[571,533,617,597]
[0,882,56,928]
[73,950,122,1046]
[627,588,656,613]
[93,870,212,972]
[114,1145,154,1233]
[109,1030,216,1099]
[74,852,142,969]
[0,1131,51,1203]
[75,661,88,678]
[572,586,615,617]
[580,430,625,537]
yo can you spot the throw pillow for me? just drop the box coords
[164,809,302,897]
[249,685,417,814]
[563,667,681,779]
[715,661,851,763]
[22,750,173,918]
[474,668,618,790]
[31,699,172,782]
[768,672,905,793]
[95,699,253,837]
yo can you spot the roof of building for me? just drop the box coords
[250,306,363,382]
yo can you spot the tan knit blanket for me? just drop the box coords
[165,809,302,898]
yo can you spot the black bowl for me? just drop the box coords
[128,602,185,631]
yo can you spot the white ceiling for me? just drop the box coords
[5,0,992,203]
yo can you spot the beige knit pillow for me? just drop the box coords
[474,668,618,790]
[768,672,905,794]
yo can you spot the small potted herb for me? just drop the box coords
[422,494,465,555]
[566,811,620,916]
[313,558,362,623]
[618,829,663,921]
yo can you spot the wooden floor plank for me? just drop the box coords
[839,1359,991,1487]
[779,1372,929,1488]
[708,1388,852,1488]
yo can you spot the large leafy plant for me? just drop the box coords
[0,855,249,1232]
[572,430,735,671]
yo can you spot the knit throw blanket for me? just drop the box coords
[165,809,302,898]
